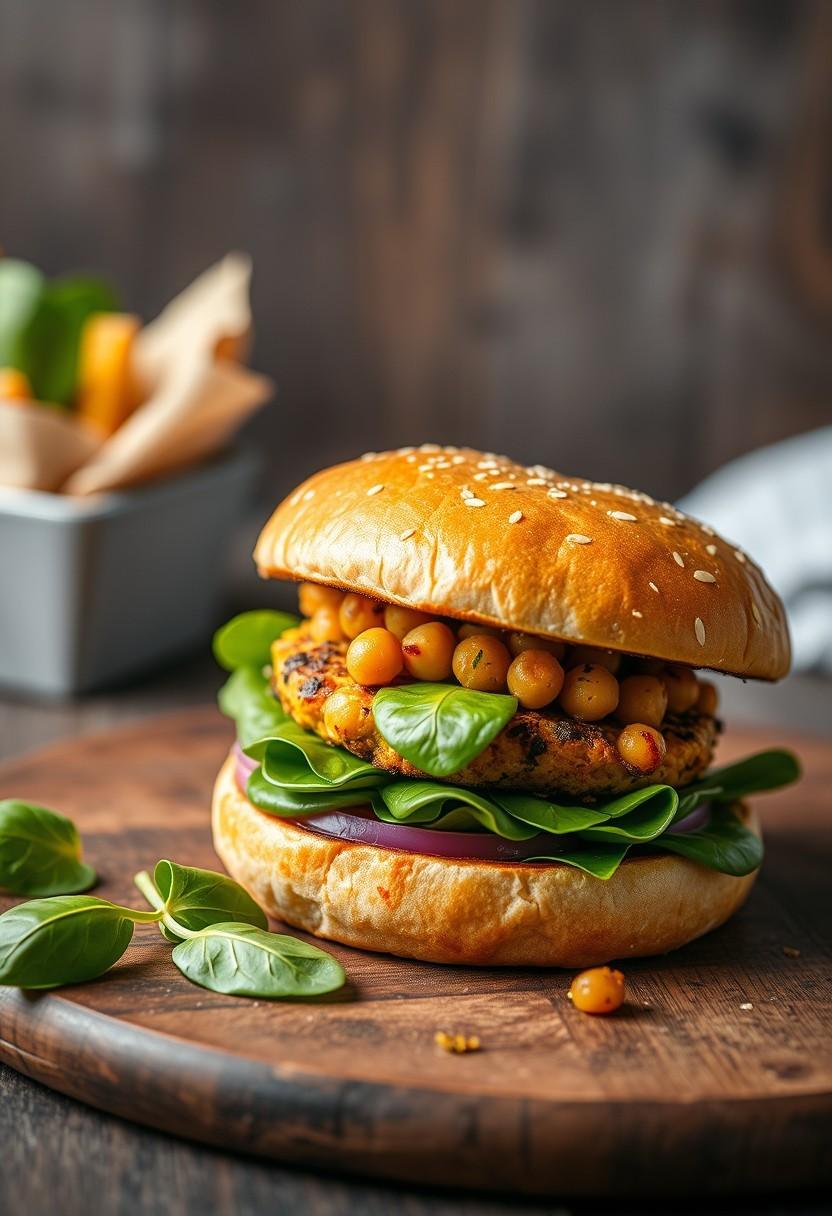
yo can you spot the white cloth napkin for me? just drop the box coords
[679,427,832,673]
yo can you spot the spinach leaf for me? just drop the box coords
[657,806,764,876]
[149,860,267,942]
[0,800,96,896]
[170,923,346,998]
[218,665,289,748]
[0,259,44,366]
[374,782,539,840]
[213,610,300,672]
[252,726,388,791]
[18,277,118,405]
[246,768,374,817]
[373,683,517,777]
[684,750,800,804]
[524,842,632,880]
[578,797,677,844]
[0,896,159,989]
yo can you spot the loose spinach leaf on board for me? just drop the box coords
[213,610,300,673]
[150,860,267,943]
[657,806,764,876]
[251,725,386,791]
[0,800,96,896]
[218,665,290,748]
[246,768,375,817]
[373,683,518,777]
[170,923,346,999]
[0,259,44,367]
[0,896,158,989]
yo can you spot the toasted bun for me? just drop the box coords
[212,754,760,968]
[254,446,789,680]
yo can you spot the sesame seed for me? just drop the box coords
[526,477,547,486]
[701,524,715,536]
[366,483,384,497]
[289,492,302,506]
[451,455,466,464]
[673,551,685,568]
[548,488,568,499]
[490,482,516,491]
[659,516,676,527]
[360,452,377,461]
[734,550,746,564]
[473,471,489,481]
[693,570,716,584]
[751,602,762,625]
[508,510,524,524]
[465,498,486,508]
[632,609,643,618]
[477,460,498,469]
[609,510,637,522]
[706,544,718,556]
[420,443,441,452]
[417,463,433,472]
[648,582,659,593]
[694,617,706,646]
[434,460,452,469]
[566,534,593,545]
[303,489,315,501]
[406,454,417,463]
[461,487,474,499]
[399,529,415,541]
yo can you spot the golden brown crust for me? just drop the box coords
[212,755,760,967]
[253,446,790,680]
[271,627,718,798]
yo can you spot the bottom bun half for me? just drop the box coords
[211,754,760,968]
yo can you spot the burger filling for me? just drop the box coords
[213,590,799,881]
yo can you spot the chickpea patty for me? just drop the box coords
[271,627,719,799]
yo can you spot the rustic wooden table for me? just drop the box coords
[0,655,829,1216]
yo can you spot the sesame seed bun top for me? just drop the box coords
[253,445,791,681]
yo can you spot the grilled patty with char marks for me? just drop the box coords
[271,627,719,799]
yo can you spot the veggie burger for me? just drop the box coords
[212,445,798,967]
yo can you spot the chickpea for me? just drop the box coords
[616,723,667,773]
[558,664,619,721]
[507,650,565,709]
[401,622,456,681]
[695,679,719,716]
[322,687,374,740]
[457,621,500,640]
[384,604,432,640]
[452,635,512,692]
[616,675,668,729]
[568,645,621,674]
[310,606,344,643]
[339,593,385,640]
[506,630,566,661]
[298,582,343,618]
[569,966,626,1015]
[346,627,404,686]
[662,664,699,714]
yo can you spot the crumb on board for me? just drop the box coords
[739,1002,754,1011]
[435,1031,481,1054]
[782,945,801,958]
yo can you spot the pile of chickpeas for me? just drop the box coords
[298,584,718,774]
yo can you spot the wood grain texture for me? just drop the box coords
[0,709,829,1197]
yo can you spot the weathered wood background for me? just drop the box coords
[1,0,831,502]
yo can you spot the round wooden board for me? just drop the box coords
[0,709,830,1198]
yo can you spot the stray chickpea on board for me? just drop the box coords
[568,967,626,1015]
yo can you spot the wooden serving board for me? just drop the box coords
[0,709,830,1197]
